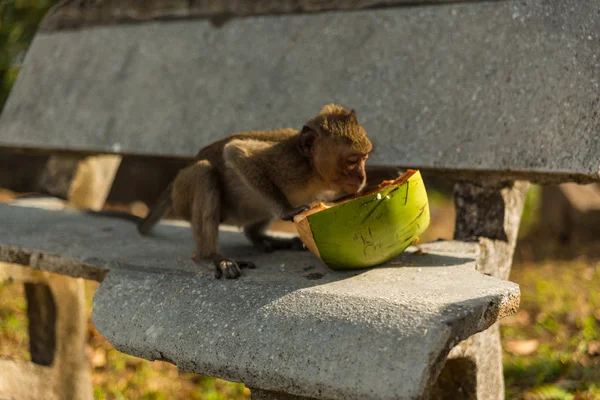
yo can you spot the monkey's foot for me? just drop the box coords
[281,205,310,221]
[213,258,256,279]
[252,236,306,253]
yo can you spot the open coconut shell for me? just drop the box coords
[293,169,430,270]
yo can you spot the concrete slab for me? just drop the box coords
[0,0,598,183]
[0,202,519,399]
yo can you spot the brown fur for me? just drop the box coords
[137,104,373,279]
[305,104,372,153]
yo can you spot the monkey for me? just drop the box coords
[137,104,373,279]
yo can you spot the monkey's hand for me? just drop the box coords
[213,257,256,279]
[281,205,310,221]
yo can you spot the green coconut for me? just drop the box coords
[294,169,430,270]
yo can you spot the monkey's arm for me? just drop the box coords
[223,139,305,219]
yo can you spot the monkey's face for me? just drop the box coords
[312,139,370,194]
[337,150,369,194]
[302,105,373,194]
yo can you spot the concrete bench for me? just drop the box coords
[0,1,598,399]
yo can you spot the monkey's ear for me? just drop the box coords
[300,126,317,157]
[349,109,357,122]
[320,104,348,116]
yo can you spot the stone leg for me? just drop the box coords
[539,183,600,245]
[1,153,118,399]
[431,324,503,400]
[434,180,529,400]
[0,264,93,400]
[36,154,122,211]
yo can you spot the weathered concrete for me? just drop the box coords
[34,154,121,210]
[455,180,530,280]
[1,0,599,183]
[0,266,93,400]
[66,155,122,211]
[35,155,83,200]
[0,361,56,400]
[0,202,519,399]
[250,388,316,400]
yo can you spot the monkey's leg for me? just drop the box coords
[244,220,305,253]
[180,161,255,279]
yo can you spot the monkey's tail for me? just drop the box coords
[137,181,174,235]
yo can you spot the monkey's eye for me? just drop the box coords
[346,156,359,165]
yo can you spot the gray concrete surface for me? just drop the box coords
[249,388,315,400]
[0,202,519,399]
[0,0,598,183]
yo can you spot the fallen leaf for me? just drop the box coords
[587,341,600,356]
[91,349,107,368]
[555,378,579,390]
[582,267,595,281]
[504,339,539,355]
[501,310,531,326]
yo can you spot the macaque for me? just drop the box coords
[137,104,373,278]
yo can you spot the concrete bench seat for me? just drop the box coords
[0,200,518,399]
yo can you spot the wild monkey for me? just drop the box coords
[137,104,373,279]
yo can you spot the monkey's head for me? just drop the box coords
[301,104,373,194]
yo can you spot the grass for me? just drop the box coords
[1,186,599,399]
[502,258,600,400]
[0,278,28,360]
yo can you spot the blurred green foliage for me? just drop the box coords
[504,261,600,399]
[519,184,541,239]
[0,0,58,109]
